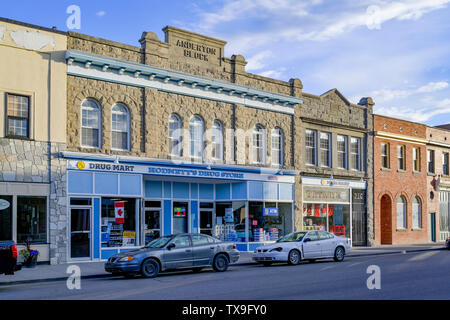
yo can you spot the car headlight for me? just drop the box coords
[269,247,283,252]
[118,256,134,262]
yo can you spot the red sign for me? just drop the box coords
[115,202,125,224]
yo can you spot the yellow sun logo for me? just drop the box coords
[77,161,86,170]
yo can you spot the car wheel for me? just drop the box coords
[263,262,272,267]
[334,247,345,262]
[213,254,229,272]
[141,258,160,278]
[192,267,203,273]
[288,250,301,265]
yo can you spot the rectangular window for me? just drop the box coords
[0,196,13,241]
[413,147,421,172]
[319,132,331,167]
[101,198,137,247]
[443,153,449,176]
[6,94,30,138]
[381,143,390,169]
[17,197,47,244]
[427,150,435,173]
[398,145,405,170]
[350,137,361,171]
[305,129,317,166]
[337,135,347,169]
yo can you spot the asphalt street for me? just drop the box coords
[0,250,448,300]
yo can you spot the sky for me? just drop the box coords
[2,0,450,126]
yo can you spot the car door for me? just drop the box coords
[191,234,214,266]
[318,231,334,257]
[302,231,321,259]
[163,235,193,269]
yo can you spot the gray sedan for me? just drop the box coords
[105,233,240,278]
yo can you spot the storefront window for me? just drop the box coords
[303,203,327,231]
[215,202,246,242]
[303,203,350,238]
[0,196,12,241]
[248,202,289,242]
[173,202,189,234]
[101,198,137,247]
[17,197,47,244]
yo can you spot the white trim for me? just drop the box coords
[375,131,427,145]
[68,64,296,115]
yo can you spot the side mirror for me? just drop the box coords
[167,243,176,250]
[303,238,311,243]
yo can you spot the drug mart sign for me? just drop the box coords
[67,160,294,183]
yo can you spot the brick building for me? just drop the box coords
[373,115,428,245]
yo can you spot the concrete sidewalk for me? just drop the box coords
[0,243,446,286]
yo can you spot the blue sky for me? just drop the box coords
[2,0,450,126]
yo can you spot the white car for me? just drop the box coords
[252,230,351,266]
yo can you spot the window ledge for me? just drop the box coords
[397,169,406,173]
[396,228,407,232]
[427,172,436,177]
[381,167,391,172]
[413,171,422,175]
[411,228,423,232]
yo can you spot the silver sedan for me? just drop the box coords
[253,230,351,266]
[105,233,240,278]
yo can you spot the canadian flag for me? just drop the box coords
[115,202,125,224]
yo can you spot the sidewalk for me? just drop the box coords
[0,243,445,286]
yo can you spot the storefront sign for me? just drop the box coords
[67,160,295,183]
[0,199,10,211]
[303,187,350,203]
[302,176,366,189]
[174,207,187,217]
[225,208,234,223]
[263,208,279,217]
[114,202,125,224]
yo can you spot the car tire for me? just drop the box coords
[192,267,204,273]
[334,247,345,262]
[141,258,160,278]
[212,254,229,272]
[287,249,301,265]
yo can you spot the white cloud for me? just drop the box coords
[96,11,106,17]
[246,50,273,71]
[417,81,449,93]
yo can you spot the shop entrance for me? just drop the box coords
[380,194,392,245]
[200,202,214,236]
[173,202,189,234]
[70,208,91,259]
[144,209,161,245]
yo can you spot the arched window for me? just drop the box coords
[81,99,101,148]
[271,128,283,166]
[190,115,204,160]
[396,196,407,229]
[111,103,129,151]
[252,125,266,164]
[169,114,182,157]
[211,120,223,161]
[412,197,422,229]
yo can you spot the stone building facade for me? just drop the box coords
[426,126,450,242]
[373,115,428,245]
[0,18,67,264]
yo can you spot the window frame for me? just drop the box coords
[110,103,130,151]
[169,114,183,157]
[252,125,266,165]
[396,196,407,230]
[412,196,422,229]
[337,135,348,170]
[350,137,361,171]
[319,132,331,168]
[427,149,435,174]
[413,147,421,172]
[443,152,449,176]
[80,98,102,149]
[189,115,205,161]
[398,145,405,171]
[271,127,283,167]
[305,129,317,166]
[381,142,390,169]
[211,120,224,161]
[6,93,31,139]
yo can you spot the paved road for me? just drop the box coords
[0,250,448,300]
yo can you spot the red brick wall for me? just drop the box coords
[373,115,428,245]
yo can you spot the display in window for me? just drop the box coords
[101,198,137,248]
[114,202,125,224]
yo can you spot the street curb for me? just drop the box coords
[0,247,446,286]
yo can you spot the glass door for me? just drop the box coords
[144,209,161,245]
[200,210,213,235]
[70,208,91,259]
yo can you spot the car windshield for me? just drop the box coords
[277,232,307,242]
[145,236,174,248]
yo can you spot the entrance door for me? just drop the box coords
[144,209,161,245]
[430,213,436,242]
[70,208,91,259]
[200,210,213,236]
[380,195,392,245]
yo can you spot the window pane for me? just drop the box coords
[272,129,282,166]
[412,198,421,229]
[81,100,100,147]
[351,138,360,170]
[7,95,29,118]
[0,196,12,241]
[7,118,28,137]
[190,116,204,159]
[337,135,347,169]
[305,130,316,165]
[320,132,330,167]
[397,197,406,229]
[101,198,137,247]
[212,121,223,160]
[81,127,99,148]
[112,131,128,150]
[17,197,47,244]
